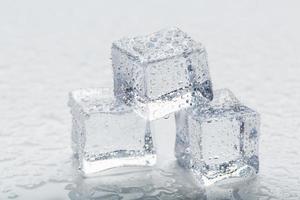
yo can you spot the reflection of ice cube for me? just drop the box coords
[68,88,156,175]
[175,89,260,186]
[112,27,213,120]
[69,163,207,200]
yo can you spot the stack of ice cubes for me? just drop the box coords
[68,27,260,186]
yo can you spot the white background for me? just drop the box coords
[0,0,300,199]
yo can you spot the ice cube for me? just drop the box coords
[112,27,213,120]
[175,89,260,186]
[68,88,156,175]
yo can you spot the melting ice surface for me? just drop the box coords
[67,162,261,200]
[1,0,300,199]
[175,89,260,186]
[112,27,213,120]
[68,88,156,175]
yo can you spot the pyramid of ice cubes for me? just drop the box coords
[68,27,260,186]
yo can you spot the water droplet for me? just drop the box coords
[163,114,170,119]
[150,37,157,42]
[8,193,18,199]
[146,42,155,48]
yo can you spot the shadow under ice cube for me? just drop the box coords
[175,89,260,186]
[112,27,213,120]
[68,88,156,175]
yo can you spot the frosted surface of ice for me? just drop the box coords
[175,89,260,186]
[69,88,156,174]
[1,0,300,199]
[113,27,203,63]
[112,27,213,120]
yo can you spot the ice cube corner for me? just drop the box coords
[112,27,213,120]
[68,88,156,175]
[175,89,260,186]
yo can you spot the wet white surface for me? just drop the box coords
[1,0,300,199]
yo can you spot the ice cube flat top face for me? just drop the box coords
[69,88,130,116]
[208,89,239,108]
[195,88,239,109]
[192,89,249,121]
[112,27,204,63]
[195,105,258,123]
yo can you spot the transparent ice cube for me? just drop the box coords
[175,89,260,186]
[112,27,213,120]
[68,88,156,175]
